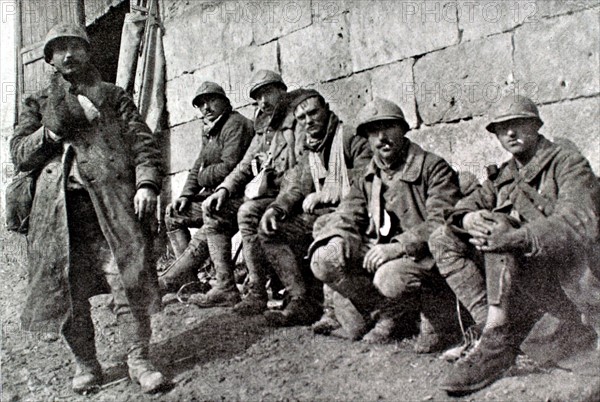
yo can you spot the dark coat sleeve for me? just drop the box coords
[268,154,313,217]
[520,150,600,259]
[180,114,254,197]
[196,115,253,189]
[116,87,163,191]
[309,178,370,259]
[180,154,205,198]
[446,179,498,228]
[218,132,262,196]
[344,132,372,183]
[10,95,63,172]
[392,156,461,247]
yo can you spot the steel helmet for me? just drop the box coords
[356,97,410,136]
[486,95,543,133]
[192,82,228,107]
[43,23,90,63]
[248,70,287,99]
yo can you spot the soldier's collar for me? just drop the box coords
[365,141,425,182]
[495,136,560,185]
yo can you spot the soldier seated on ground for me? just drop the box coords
[197,70,302,308]
[309,98,463,346]
[159,82,253,294]
[430,95,600,395]
[255,89,372,326]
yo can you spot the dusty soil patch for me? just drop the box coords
[1,231,598,401]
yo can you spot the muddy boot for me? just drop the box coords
[233,282,268,316]
[128,345,167,394]
[190,233,240,307]
[262,242,322,326]
[415,282,464,354]
[158,237,208,293]
[441,324,520,395]
[233,236,269,315]
[72,358,103,394]
[264,297,322,327]
[312,286,340,335]
[363,298,419,345]
[119,314,167,394]
[166,228,191,259]
[63,302,103,394]
[331,291,371,340]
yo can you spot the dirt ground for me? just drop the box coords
[1,230,599,402]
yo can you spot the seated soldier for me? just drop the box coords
[159,82,254,293]
[309,98,462,344]
[255,89,373,326]
[430,95,600,394]
[197,70,301,307]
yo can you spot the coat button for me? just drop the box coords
[46,168,52,174]
[109,156,115,161]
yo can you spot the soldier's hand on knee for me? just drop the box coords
[260,208,280,235]
[173,197,190,213]
[363,243,405,273]
[472,227,529,253]
[202,189,227,215]
[463,210,496,238]
[302,192,322,214]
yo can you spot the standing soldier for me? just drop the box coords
[431,95,600,394]
[196,70,300,307]
[159,82,253,293]
[256,89,372,326]
[10,24,166,393]
[309,98,462,344]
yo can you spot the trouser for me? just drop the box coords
[164,199,205,231]
[259,211,324,303]
[202,197,246,291]
[164,198,208,257]
[431,223,597,341]
[429,226,488,327]
[62,191,151,362]
[237,198,275,298]
[311,237,435,319]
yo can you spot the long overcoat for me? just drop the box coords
[10,68,163,332]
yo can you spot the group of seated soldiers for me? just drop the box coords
[17,24,598,396]
[160,69,600,394]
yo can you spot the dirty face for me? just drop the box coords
[365,120,408,167]
[48,37,90,77]
[294,96,329,139]
[195,94,229,122]
[253,84,285,115]
[493,118,541,161]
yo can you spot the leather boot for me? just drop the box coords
[167,228,191,259]
[63,302,103,394]
[234,281,268,316]
[158,237,209,293]
[363,297,420,345]
[262,242,322,326]
[119,313,167,394]
[330,291,371,340]
[415,281,464,354]
[233,236,269,315]
[441,324,519,395]
[190,233,240,307]
[264,297,322,327]
[312,285,341,335]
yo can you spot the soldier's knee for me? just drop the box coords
[373,262,416,299]
[311,246,345,283]
[164,213,180,231]
[237,201,262,232]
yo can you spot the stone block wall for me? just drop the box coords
[160,0,600,196]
